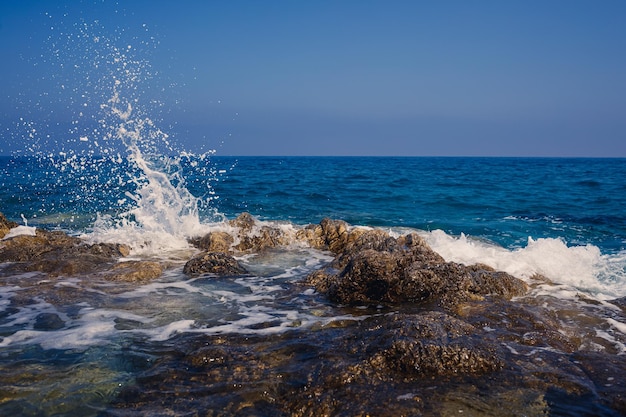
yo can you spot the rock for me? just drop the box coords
[183,252,248,276]
[0,228,130,276]
[0,212,18,239]
[233,225,292,252]
[33,312,65,331]
[305,229,527,308]
[609,296,626,312]
[359,312,504,379]
[105,261,163,282]
[295,218,352,253]
[190,231,234,253]
[228,212,256,231]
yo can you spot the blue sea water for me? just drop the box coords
[3,155,625,255]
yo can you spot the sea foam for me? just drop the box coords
[421,229,626,299]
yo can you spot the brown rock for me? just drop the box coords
[233,225,291,252]
[0,212,18,239]
[105,261,163,282]
[228,212,256,231]
[305,228,527,308]
[183,251,248,276]
[0,228,130,276]
[190,231,234,253]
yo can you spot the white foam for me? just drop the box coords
[606,318,626,335]
[421,230,626,299]
[146,319,196,341]
[2,225,37,240]
[0,307,153,350]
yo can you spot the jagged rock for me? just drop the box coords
[357,312,504,379]
[228,212,256,231]
[234,225,293,252]
[0,228,130,276]
[467,263,529,299]
[0,212,18,239]
[183,251,248,276]
[105,261,163,282]
[189,231,234,253]
[305,229,527,308]
[296,218,352,253]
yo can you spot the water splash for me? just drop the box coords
[12,14,221,254]
[421,230,626,299]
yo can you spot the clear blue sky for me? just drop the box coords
[1,0,625,156]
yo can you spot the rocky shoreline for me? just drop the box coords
[1,211,625,415]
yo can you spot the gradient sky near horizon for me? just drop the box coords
[1,0,625,156]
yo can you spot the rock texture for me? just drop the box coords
[304,226,528,309]
[0,229,131,277]
[183,251,248,276]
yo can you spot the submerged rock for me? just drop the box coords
[183,251,248,276]
[33,312,65,331]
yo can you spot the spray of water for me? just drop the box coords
[12,14,221,254]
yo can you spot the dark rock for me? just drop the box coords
[570,351,626,415]
[33,312,65,331]
[467,263,530,299]
[183,251,248,276]
[306,228,527,308]
[358,312,504,379]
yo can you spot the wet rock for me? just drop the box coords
[306,229,527,308]
[0,212,18,239]
[0,228,130,276]
[439,387,549,417]
[570,351,626,415]
[183,251,248,276]
[33,312,65,331]
[233,225,292,252]
[229,211,256,231]
[467,263,529,299]
[353,312,504,380]
[105,261,163,282]
[212,212,295,253]
[295,218,356,253]
[190,231,234,253]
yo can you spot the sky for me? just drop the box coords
[1,0,625,157]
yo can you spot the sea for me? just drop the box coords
[1,17,626,416]
[1,153,626,415]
